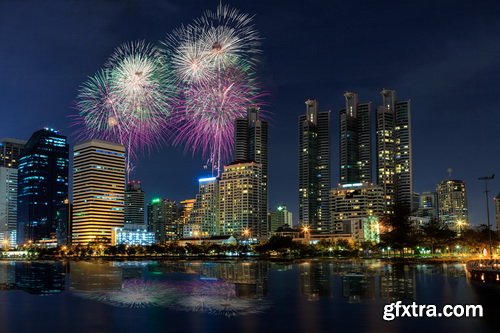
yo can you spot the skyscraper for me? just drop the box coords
[72,140,125,245]
[235,106,268,227]
[191,177,219,237]
[124,181,145,225]
[436,179,468,232]
[339,92,372,184]
[0,138,26,168]
[17,128,69,245]
[219,161,266,239]
[298,99,330,233]
[376,89,412,214]
[147,198,179,243]
[269,204,293,233]
[0,167,17,245]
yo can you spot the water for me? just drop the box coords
[0,259,498,333]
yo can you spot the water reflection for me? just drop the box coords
[0,259,472,316]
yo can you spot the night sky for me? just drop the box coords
[1,0,499,226]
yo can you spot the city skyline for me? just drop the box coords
[0,0,499,226]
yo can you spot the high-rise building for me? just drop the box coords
[417,191,438,220]
[0,138,26,168]
[339,92,372,185]
[376,89,412,214]
[190,177,219,237]
[17,128,69,245]
[219,161,266,239]
[0,167,17,245]
[178,198,196,238]
[235,107,268,229]
[298,99,331,233]
[147,198,179,243]
[124,181,145,225]
[72,140,125,245]
[436,179,468,232]
[269,204,293,233]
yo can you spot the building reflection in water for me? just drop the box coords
[0,261,66,295]
[299,261,332,301]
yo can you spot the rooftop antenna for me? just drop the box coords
[447,168,453,179]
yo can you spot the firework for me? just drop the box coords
[164,4,263,174]
[73,40,176,178]
[176,295,269,317]
[75,279,178,309]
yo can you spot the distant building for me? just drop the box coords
[112,224,154,246]
[330,183,385,242]
[219,161,267,239]
[125,181,145,225]
[436,179,468,232]
[147,198,179,243]
[178,198,196,238]
[376,89,412,214]
[298,99,331,233]
[269,205,293,233]
[190,177,219,237]
[72,140,125,245]
[17,128,69,245]
[339,92,372,185]
[0,138,26,168]
[417,191,438,220]
[235,107,268,225]
[0,167,17,246]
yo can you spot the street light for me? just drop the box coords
[478,174,495,259]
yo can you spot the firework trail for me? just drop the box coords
[73,40,176,179]
[164,4,263,175]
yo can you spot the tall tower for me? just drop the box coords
[339,92,372,184]
[436,179,468,232]
[219,161,266,239]
[298,100,330,233]
[72,140,125,245]
[0,138,26,168]
[147,198,179,242]
[191,177,219,237]
[235,107,268,227]
[124,180,145,225]
[0,167,17,245]
[17,128,69,245]
[376,89,412,214]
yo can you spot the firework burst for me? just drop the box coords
[164,4,264,175]
[73,40,176,178]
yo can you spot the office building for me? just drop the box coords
[0,167,17,245]
[72,140,125,245]
[17,128,69,245]
[298,99,331,233]
[437,179,468,232]
[269,204,293,233]
[417,191,438,220]
[339,92,372,184]
[0,138,26,168]
[112,225,154,246]
[219,161,266,239]
[235,107,268,225]
[190,177,219,237]
[376,89,412,214]
[147,198,179,242]
[124,181,145,225]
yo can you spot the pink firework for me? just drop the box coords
[172,64,261,175]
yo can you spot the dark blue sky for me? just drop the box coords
[1,0,499,226]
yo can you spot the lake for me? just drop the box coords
[0,259,497,333]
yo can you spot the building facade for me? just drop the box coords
[417,191,438,220]
[436,179,468,232]
[147,198,179,243]
[339,92,372,185]
[190,177,219,237]
[17,128,69,245]
[0,167,17,245]
[0,138,26,168]
[298,99,331,233]
[124,180,145,225]
[72,140,125,245]
[269,204,293,233]
[376,89,412,214]
[219,161,267,239]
